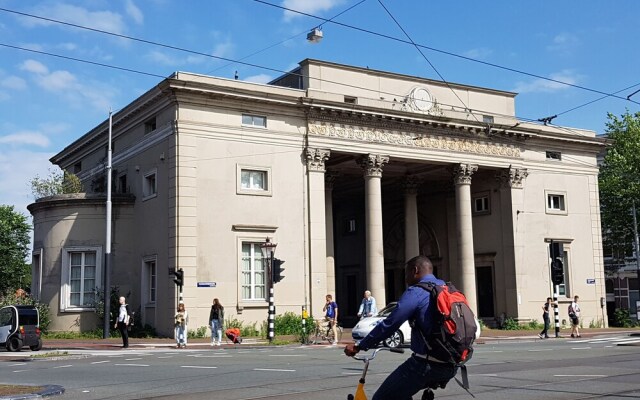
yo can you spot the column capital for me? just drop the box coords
[305,148,331,172]
[401,176,421,195]
[325,171,340,189]
[496,166,529,189]
[452,163,478,185]
[357,154,389,177]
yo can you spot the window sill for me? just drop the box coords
[61,307,95,313]
[237,189,272,197]
[142,193,158,201]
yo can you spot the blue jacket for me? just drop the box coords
[357,274,445,354]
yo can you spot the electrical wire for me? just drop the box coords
[251,0,640,107]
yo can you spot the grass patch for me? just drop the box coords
[0,385,44,396]
[30,351,69,359]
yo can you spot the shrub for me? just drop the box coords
[527,319,542,330]
[612,308,633,327]
[225,315,260,337]
[187,326,208,339]
[501,317,520,330]
[0,291,51,332]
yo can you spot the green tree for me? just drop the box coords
[599,111,640,263]
[0,205,31,294]
[30,167,82,200]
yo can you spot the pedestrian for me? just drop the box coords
[114,296,131,348]
[357,290,378,319]
[538,297,552,339]
[344,256,458,400]
[209,298,224,346]
[323,294,339,345]
[175,302,188,348]
[568,295,581,338]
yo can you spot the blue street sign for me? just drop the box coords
[197,282,217,287]
[586,279,595,285]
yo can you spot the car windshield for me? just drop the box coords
[377,303,397,317]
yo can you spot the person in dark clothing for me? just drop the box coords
[344,256,458,400]
[538,297,552,339]
[209,298,224,346]
[113,296,131,348]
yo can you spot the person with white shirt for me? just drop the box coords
[568,295,581,338]
[357,290,378,319]
[113,296,131,348]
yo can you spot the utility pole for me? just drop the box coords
[103,110,113,339]
[633,202,640,319]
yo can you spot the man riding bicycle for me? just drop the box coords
[344,256,457,400]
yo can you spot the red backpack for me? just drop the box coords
[414,282,477,389]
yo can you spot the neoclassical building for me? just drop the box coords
[29,59,608,335]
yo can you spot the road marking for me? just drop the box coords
[254,368,296,372]
[475,374,498,376]
[571,347,592,350]
[341,372,361,375]
[237,351,251,354]
[13,370,28,373]
[9,363,26,366]
[191,355,232,358]
[157,356,172,359]
[53,365,73,369]
[91,361,110,364]
[125,358,143,361]
[114,364,149,367]
[554,374,607,377]
[181,365,218,369]
[269,354,304,357]
[528,349,553,352]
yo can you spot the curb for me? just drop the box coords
[0,385,64,400]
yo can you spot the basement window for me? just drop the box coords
[546,151,562,161]
[344,96,357,104]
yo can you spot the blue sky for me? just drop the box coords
[1,0,639,218]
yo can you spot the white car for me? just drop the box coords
[351,302,482,348]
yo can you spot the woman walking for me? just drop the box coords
[175,302,188,348]
[209,298,224,346]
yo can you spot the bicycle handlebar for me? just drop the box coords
[352,347,404,361]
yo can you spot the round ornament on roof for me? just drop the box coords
[409,87,434,112]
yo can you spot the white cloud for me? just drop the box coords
[125,0,144,25]
[512,70,583,94]
[547,33,581,54]
[20,59,49,75]
[282,0,345,21]
[462,47,493,60]
[244,74,274,84]
[0,149,55,216]
[147,50,182,66]
[212,39,234,59]
[1,76,27,90]
[22,4,126,34]
[0,131,51,148]
[20,59,118,111]
[56,42,78,51]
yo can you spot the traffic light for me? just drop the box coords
[272,258,285,283]
[551,259,564,285]
[173,268,184,287]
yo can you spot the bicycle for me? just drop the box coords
[311,318,343,344]
[347,347,405,400]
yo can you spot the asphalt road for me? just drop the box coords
[2,334,640,400]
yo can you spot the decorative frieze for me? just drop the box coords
[305,148,330,172]
[308,121,520,158]
[357,154,389,177]
[453,164,478,185]
[496,166,529,189]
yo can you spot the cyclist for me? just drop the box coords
[323,294,339,345]
[344,256,457,399]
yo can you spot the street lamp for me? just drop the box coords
[260,237,277,343]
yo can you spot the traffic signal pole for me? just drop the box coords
[268,250,275,343]
[550,240,562,338]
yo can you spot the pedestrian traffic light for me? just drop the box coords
[173,268,184,287]
[272,258,285,283]
[551,259,564,285]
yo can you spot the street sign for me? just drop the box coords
[197,282,217,287]
[586,278,596,285]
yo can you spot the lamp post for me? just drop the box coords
[260,237,277,343]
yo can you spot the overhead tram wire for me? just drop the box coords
[376,0,479,124]
[251,0,640,106]
[209,0,370,74]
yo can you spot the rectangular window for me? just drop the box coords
[546,151,562,161]
[73,162,82,174]
[118,174,127,194]
[344,96,357,104]
[482,115,494,124]
[144,117,157,134]
[32,251,42,301]
[68,251,97,307]
[143,169,157,200]
[242,114,267,128]
[546,191,568,215]
[344,218,357,234]
[237,165,272,196]
[473,195,490,215]
[146,259,156,303]
[241,242,266,301]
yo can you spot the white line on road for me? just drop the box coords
[114,364,149,367]
[341,372,361,375]
[9,363,26,366]
[254,368,296,372]
[528,349,553,352]
[125,358,143,361]
[53,365,73,368]
[554,374,607,377]
[474,374,498,376]
[91,361,110,364]
[268,354,304,357]
[180,366,218,369]
[570,347,592,350]
[157,356,173,359]
[13,370,28,373]
[192,355,232,358]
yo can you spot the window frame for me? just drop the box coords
[546,151,562,161]
[60,246,102,312]
[142,168,158,201]
[32,249,43,301]
[144,117,157,134]
[472,192,491,216]
[545,190,568,215]
[239,240,268,304]
[241,113,267,128]
[236,165,272,196]
[142,256,157,305]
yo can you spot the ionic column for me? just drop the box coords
[305,148,330,314]
[402,176,420,261]
[453,163,478,314]
[357,154,389,307]
[325,171,339,295]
